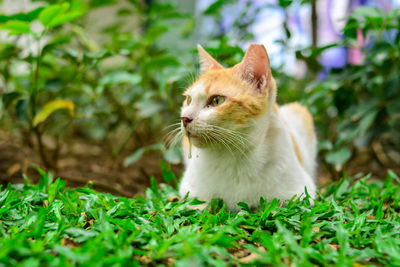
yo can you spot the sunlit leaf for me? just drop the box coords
[0,20,30,35]
[325,147,352,165]
[48,11,83,28]
[353,6,382,19]
[39,3,70,27]
[0,7,44,23]
[33,99,74,127]
[162,146,181,164]
[123,143,163,167]
[99,71,141,86]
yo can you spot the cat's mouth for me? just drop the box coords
[183,126,199,139]
[184,130,208,147]
[187,132,199,138]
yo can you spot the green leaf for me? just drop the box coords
[0,20,30,35]
[160,160,178,187]
[48,11,83,28]
[33,99,74,127]
[0,7,44,23]
[358,109,378,134]
[203,0,232,15]
[353,6,382,19]
[65,227,98,242]
[39,3,70,27]
[318,140,333,152]
[162,145,181,164]
[99,71,141,86]
[325,147,352,165]
[123,143,163,167]
[261,198,279,223]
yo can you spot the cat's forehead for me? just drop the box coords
[185,81,206,97]
[185,70,245,97]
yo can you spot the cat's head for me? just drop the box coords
[181,44,276,148]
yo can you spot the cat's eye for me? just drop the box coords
[186,95,192,105]
[209,95,225,107]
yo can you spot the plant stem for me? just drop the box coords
[30,35,42,122]
[311,0,318,48]
[30,32,52,169]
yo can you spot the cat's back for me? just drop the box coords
[278,102,316,179]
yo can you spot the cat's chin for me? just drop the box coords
[186,134,216,148]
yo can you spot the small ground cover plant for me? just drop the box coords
[0,167,399,266]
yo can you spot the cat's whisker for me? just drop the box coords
[208,128,251,162]
[206,125,250,149]
[206,124,251,145]
[168,132,183,148]
[164,127,183,148]
[163,127,182,143]
[163,123,182,142]
[208,124,250,138]
[163,122,182,132]
[217,130,248,148]
[208,131,236,158]
[207,127,244,156]
[179,72,198,90]
[194,121,248,149]
[223,136,251,162]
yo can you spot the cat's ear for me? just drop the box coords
[197,44,223,73]
[234,44,271,94]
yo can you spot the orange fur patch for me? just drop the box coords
[273,103,279,114]
[182,135,190,155]
[284,102,315,141]
[290,134,303,165]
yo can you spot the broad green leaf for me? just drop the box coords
[359,110,378,134]
[123,143,163,167]
[162,145,182,164]
[353,6,382,19]
[99,71,141,86]
[204,0,231,15]
[0,20,30,35]
[318,140,333,152]
[0,7,44,23]
[39,3,69,27]
[48,11,83,28]
[33,99,74,126]
[325,147,352,165]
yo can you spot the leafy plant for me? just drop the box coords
[303,7,400,173]
[0,0,196,168]
[1,0,399,175]
[0,2,85,168]
[0,167,399,265]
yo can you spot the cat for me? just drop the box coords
[178,44,316,212]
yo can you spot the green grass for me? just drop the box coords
[1,167,400,266]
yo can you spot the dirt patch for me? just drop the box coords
[0,131,182,197]
[1,130,398,197]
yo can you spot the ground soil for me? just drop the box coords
[0,131,182,197]
[1,130,398,197]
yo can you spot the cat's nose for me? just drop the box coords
[181,117,193,127]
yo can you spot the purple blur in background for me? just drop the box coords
[198,0,399,76]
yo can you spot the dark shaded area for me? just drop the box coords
[0,131,182,196]
[2,130,398,197]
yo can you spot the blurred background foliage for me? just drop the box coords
[0,0,399,183]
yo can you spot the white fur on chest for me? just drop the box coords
[179,113,316,212]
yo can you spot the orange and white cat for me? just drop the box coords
[178,44,316,211]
